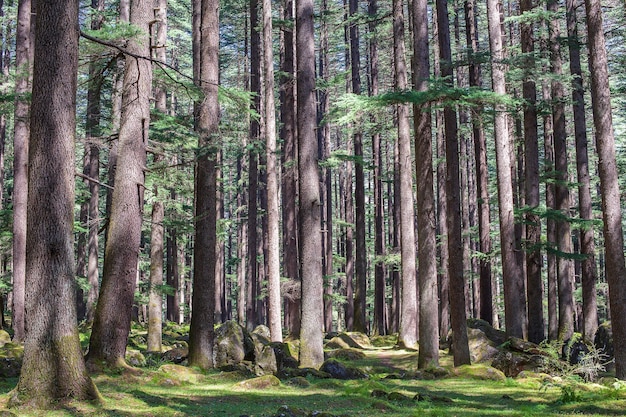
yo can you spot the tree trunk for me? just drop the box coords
[584,0,626,380]
[413,0,438,368]
[548,0,575,342]
[567,0,598,343]
[486,0,526,338]
[263,0,282,342]
[86,0,153,369]
[520,0,543,344]
[297,0,324,368]
[349,0,367,334]
[436,0,469,366]
[394,0,418,349]
[166,191,181,323]
[280,0,300,338]
[370,0,386,336]
[147,0,168,353]
[188,0,219,369]
[11,0,34,343]
[9,0,100,406]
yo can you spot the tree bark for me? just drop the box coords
[188,0,219,369]
[567,0,598,343]
[436,0,470,366]
[486,0,526,338]
[520,0,543,344]
[413,0,439,368]
[584,0,626,379]
[86,0,153,369]
[11,0,34,343]
[9,0,100,407]
[297,0,324,368]
[394,0,418,349]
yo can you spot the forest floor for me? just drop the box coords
[1,334,625,416]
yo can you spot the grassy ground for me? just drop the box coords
[1,346,625,416]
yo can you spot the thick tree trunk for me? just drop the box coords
[11,0,33,343]
[297,0,324,368]
[584,0,626,380]
[413,0,439,368]
[567,0,598,343]
[86,0,153,369]
[486,0,526,338]
[520,0,543,344]
[188,0,219,369]
[9,0,100,407]
[436,0,469,366]
[394,0,418,349]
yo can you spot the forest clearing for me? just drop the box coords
[2,322,626,416]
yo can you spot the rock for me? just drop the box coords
[252,325,272,342]
[162,346,189,364]
[270,342,299,371]
[387,391,411,401]
[214,320,254,369]
[336,332,372,349]
[125,349,146,367]
[491,351,546,377]
[0,330,11,347]
[466,318,507,345]
[371,389,388,398]
[325,337,351,350]
[272,405,308,417]
[467,328,500,363]
[255,344,278,376]
[234,375,281,390]
[280,367,331,379]
[319,359,368,380]
[369,334,398,347]
[595,323,614,371]
[158,364,203,383]
[453,364,506,382]
[508,337,543,355]
[563,337,590,365]
[326,348,365,361]
[0,357,21,378]
[287,376,311,388]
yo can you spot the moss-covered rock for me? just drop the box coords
[234,374,281,390]
[467,328,500,363]
[214,320,254,369]
[369,334,398,347]
[158,364,203,383]
[0,330,11,347]
[162,346,189,364]
[337,332,372,349]
[453,364,506,382]
[326,348,365,361]
[287,376,311,387]
[325,337,351,350]
[125,349,146,367]
[320,358,368,380]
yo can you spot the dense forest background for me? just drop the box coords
[1,0,626,406]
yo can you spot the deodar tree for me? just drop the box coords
[9,0,100,407]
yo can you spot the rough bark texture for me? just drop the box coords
[394,0,418,349]
[297,0,324,369]
[188,0,219,369]
[436,0,470,366]
[11,0,33,343]
[413,0,439,368]
[486,0,526,338]
[548,0,575,342]
[263,0,282,342]
[9,0,100,407]
[584,0,626,380]
[567,0,597,342]
[87,0,153,369]
[520,0,543,344]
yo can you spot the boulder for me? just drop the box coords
[126,349,146,367]
[319,358,368,380]
[158,364,203,383]
[326,348,365,361]
[234,374,281,390]
[491,350,546,377]
[467,328,500,363]
[336,332,372,349]
[0,330,11,347]
[594,322,614,371]
[324,337,351,350]
[0,358,21,378]
[466,318,507,345]
[453,364,506,382]
[563,337,590,365]
[254,344,278,376]
[162,346,189,364]
[214,320,254,369]
[252,325,272,342]
[269,342,299,371]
